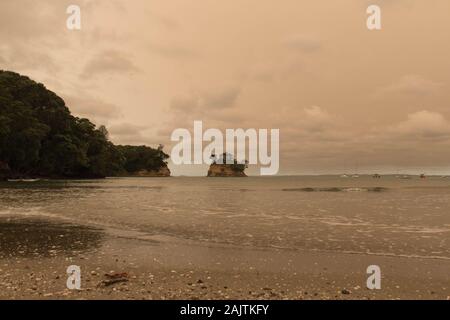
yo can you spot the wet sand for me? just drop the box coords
[0,217,449,300]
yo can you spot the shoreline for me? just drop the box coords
[0,216,449,300]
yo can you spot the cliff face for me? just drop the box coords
[128,166,171,177]
[207,164,247,177]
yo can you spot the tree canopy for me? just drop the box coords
[211,152,248,172]
[0,70,169,179]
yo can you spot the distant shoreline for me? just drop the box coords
[3,173,449,180]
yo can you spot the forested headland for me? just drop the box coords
[0,71,169,180]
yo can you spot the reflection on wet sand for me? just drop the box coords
[0,218,104,258]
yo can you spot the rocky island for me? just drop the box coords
[207,153,248,177]
[127,167,171,177]
[0,70,170,180]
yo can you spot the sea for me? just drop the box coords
[1,176,449,259]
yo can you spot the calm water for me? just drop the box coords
[1,176,450,259]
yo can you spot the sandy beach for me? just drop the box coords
[1,217,449,300]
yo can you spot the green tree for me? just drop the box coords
[0,70,169,179]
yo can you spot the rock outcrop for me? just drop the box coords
[207,164,247,177]
[129,166,171,177]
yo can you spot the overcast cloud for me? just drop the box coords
[1,0,450,175]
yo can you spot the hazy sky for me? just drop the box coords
[1,0,450,175]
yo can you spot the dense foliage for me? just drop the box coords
[116,145,168,174]
[0,70,168,179]
[211,152,248,172]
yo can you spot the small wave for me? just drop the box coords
[0,207,62,219]
[6,179,41,182]
[282,187,388,193]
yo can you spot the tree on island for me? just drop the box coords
[210,152,248,172]
[0,70,169,179]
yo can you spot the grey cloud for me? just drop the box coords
[376,75,444,97]
[158,87,246,145]
[145,10,180,30]
[108,123,148,137]
[81,50,140,79]
[249,58,310,83]
[362,0,416,9]
[170,96,198,111]
[63,94,122,121]
[387,110,450,140]
[147,43,198,59]
[0,1,61,39]
[108,123,160,145]
[202,88,241,109]
[0,45,60,73]
[282,35,322,53]
[279,108,450,168]
[170,87,241,112]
